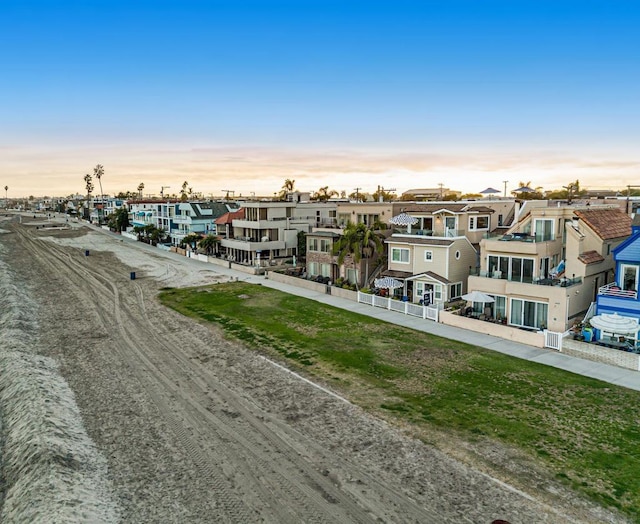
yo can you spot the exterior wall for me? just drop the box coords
[408,244,449,276]
[467,274,589,332]
[562,338,640,371]
[597,294,640,318]
[336,202,394,227]
[439,310,545,348]
[447,239,477,293]
[294,202,338,228]
[266,271,359,301]
[387,241,416,274]
[479,238,563,278]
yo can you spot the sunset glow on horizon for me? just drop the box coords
[1,1,638,198]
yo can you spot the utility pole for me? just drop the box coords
[438,183,444,200]
[221,189,235,200]
[377,185,396,203]
[502,180,509,198]
[160,186,170,198]
[353,187,361,202]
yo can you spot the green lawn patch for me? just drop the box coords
[160,282,640,520]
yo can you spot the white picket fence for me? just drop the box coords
[357,292,439,321]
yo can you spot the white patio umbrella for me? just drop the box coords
[389,212,419,233]
[460,290,495,303]
[460,290,495,316]
[374,277,404,290]
[589,313,639,336]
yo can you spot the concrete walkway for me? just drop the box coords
[73,218,640,393]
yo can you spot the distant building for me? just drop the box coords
[401,188,462,201]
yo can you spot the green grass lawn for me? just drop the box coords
[160,282,640,520]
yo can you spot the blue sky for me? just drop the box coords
[1,1,638,197]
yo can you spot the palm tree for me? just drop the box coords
[93,164,105,224]
[83,173,94,220]
[198,234,220,255]
[137,182,144,199]
[108,206,130,232]
[180,181,189,201]
[313,186,338,202]
[149,227,166,245]
[333,222,383,288]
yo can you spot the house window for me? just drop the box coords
[416,282,442,303]
[308,262,319,276]
[455,250,460,260]
[534,218,554,241]
[320,263,331,277]
[498,214,503,226]
[490,295,506,321]
[488,255,534,282]
[510,299,548,329]
[622,264,639,291]
[469,215,490,231]
[309,238,331,253]
[391,247,410,263]
[425,250,433,262]
[346,268,358,284]
[450,282,462,299]
[338,213,350,226]
[419,217,433,232]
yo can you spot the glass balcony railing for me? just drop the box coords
[391,228,464,238]
[483,232,556,242]
[469,267,582,287]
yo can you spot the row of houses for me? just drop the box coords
[120,194,638,338]
[306,199,638,335]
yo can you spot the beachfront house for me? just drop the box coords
[170,201,236,246]
[595,215,640,321]
[467,204,632,332]
[219,201,333,265]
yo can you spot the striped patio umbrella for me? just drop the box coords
[388,212,419,226]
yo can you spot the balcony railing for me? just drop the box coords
[598,282,638,300]
[483,232,556,243]
[469,268,582,288]
[391,228,464,238]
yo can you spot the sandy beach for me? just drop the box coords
[0,214,628,523]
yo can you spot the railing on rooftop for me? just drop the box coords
[598,282,638,299]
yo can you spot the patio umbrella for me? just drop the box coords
[514,186,535,193]
[460,290,495,303]
[589,313,639,335]
[480,187,501,195]
[389,212,419,233]
[374,277,404,290]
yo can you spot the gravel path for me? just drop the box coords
[0,215,627,523]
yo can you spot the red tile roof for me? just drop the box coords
[578,250,605,265]
[215,208,245,225]
[574,209,632,240]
